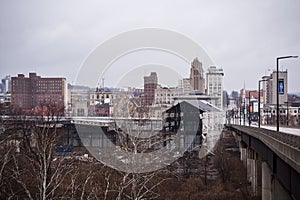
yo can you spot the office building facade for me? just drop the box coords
[190,58,205,94]
[206,66,224,109]
[144,72,158,106]
[11,73,67,112]
[262,71,288,105]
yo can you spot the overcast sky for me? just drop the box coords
[1,0,299,93]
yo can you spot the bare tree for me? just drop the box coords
[1,99,179,199]
[1,104,77,200]
[0,117,17,199]
[213,136,232,183]
[103,96,170,200]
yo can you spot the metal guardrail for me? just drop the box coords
[225,124,300,149]
[258,128,300,149]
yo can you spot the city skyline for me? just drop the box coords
[1,1,300,93]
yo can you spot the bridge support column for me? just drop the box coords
[261,161,292,200]
[239,141,247,167]
[271,176,292,200]
[247,148,262,197]
[262,161,272,200]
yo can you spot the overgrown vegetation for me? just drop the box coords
[1,106,254,199]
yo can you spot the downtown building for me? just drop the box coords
[154,85,183,106]
[89,87,143,117]
[143,72,158,106]
[262,71,288,105]
[0,75,11,103]
[1,75,11,95]
[206,66,224,110]
[260,71,289,125]
[190,57,205,94]
[178,78,192,95]
[70,85,92,117]
[89,88,124,117]
[0,75,11,114]
[11,73,69,113]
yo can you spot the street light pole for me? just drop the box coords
[239,106,241,125]
[276,56,298,132]
[248,90,255,126]
[258,79,267,128]
[243,98,246,126]
[285,101,289,126]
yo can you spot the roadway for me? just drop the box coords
[257,125,300,136]
[228,118,300,136]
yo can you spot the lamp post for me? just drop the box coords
[248,91,255,126]
[239,97,243,125]
[285,101,289,126]
[258,79,267,128]
[239,106,241,125]
[276,56,298,132]
[243,98,246,126]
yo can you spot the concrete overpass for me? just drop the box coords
[225,124,300,200]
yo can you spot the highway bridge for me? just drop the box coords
[225,124,300,200]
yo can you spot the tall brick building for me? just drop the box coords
[190,57,205,94]
[11,73,67,112]
[143,72,158,106]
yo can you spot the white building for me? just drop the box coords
[154,85,183,106]
[1,75,11,94]
[0,75,11,103]
[178,78,192,95]
[206,66,224,110]
[90,88,143,116]
[262,71,288,105]
[71,86,91,117]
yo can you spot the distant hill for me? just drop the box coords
[292,93,300,97]
[71,85,95,91]
[288,93,300,102]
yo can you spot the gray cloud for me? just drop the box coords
[0,0,299,92]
